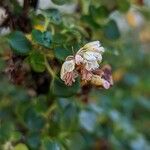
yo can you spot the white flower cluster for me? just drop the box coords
[0,7,8,25]
[75,41,104,70]
[60,41,113,89]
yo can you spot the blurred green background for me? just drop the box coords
[0,0,150,150]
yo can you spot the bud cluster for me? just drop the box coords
[60,41,113,89]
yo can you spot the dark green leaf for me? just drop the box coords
[60,103,79,130]
[117,0,130,12]
[104,20,120,40]
[24,108,45,131]
[27,133,41,149]
[29,51,45,72]
[52,33,66,44]
[32,29,52,48]
[8,31,31,55]
[42,139,61,150]
[90,5,109,19]
[50,77,80,97]
[81,15,100,29]
[0,121,14,142]
[52,0,68,5]
[54,47,72,61]
[43,9,62,25]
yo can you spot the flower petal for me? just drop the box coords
[60,59,75,79]
[85,60,99,71]
[83,51,97,61]
[83,41,100,49]
[102,80,110,89]
[95,46,105,53]
[75,54,84,65]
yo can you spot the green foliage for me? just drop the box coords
[52,0,70,5]
[14,144,29,150]
[0,0,150,150]
[104,20,120,40]
[117,0,130,12]
[8,31,32,55]
[42,139,61,150]
[29,51,46,72]
[54,47,72,61]
[51,78,80,97]
[42,9,62,25]
[32,30,52,48]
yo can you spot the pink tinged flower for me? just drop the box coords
[90,75,111,89]
[102,79,111,89]
[76,41,104,72]
[62,71,77,86]
[81,68,93,81]
[75,54,84,65]
[60,59,78,86]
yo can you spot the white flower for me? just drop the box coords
[83,41,105,53]
[0,7,8,25]
[60,59,75,80]
[60,41,109,87]
[76,41,105,71]
[84,60,99,71]
[75,54,84,65]
[60,56,78,86]
[83,41,100,48]
[83,51,102,62]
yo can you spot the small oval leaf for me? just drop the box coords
[8,31,32,55]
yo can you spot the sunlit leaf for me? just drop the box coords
[14,143,29,150]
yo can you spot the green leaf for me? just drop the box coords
[60,103,79,130]
[67,133,87,150]
[27,133,40,149]
[14,143,29,150]
[43,9,62,25]
[29,51,45,72]
[0,59,5,71]
[79,110,97,132]
[24,108,45,131]
[90,5,109,19]
[104,20,120,40]
[81,15,100,29]
[117,0,130,13]
[50,77,80,97]
[8,31,31,55]
[54,47,72,61]
[0,121,14,142]
[32,29,52,48]
[52,0,68,5]
[42,139,61,150]
[52,33,66,44]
